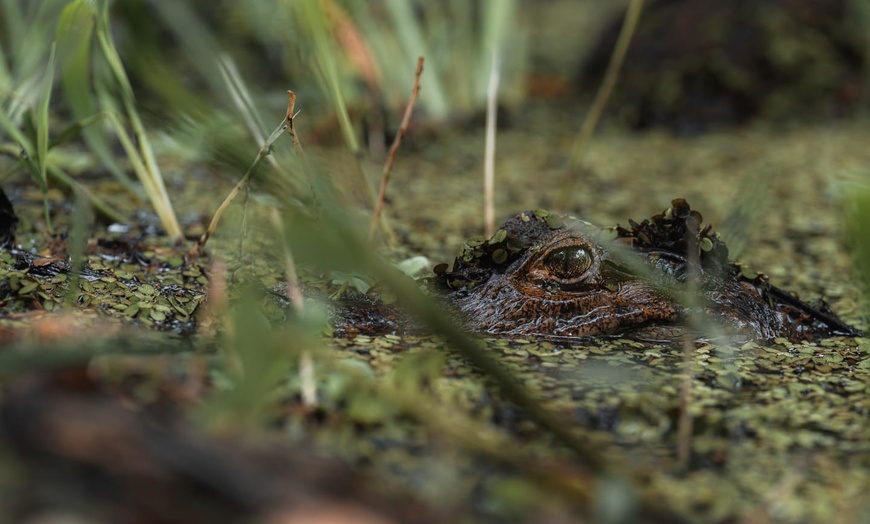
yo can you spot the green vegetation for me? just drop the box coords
[0,1,868,522]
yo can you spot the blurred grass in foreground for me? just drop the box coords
[0,0,608,475]
[0,0,183,236]
[843,173,870,293]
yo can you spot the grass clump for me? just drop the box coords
[0,0,182,237]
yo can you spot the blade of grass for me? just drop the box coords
[378,376,597,502]
[2,0,57,89]
[0,87,50,230]
[192,117,289,258]
[64,188,90,306]
[142,0,228,100]
[844,176,870,292]
[268,206,316,408]
[382,0,449,118]
[47,165,126,224]
[48,112,109,149]
[217,54,297,184]
[0,0,26,64]
[0,99,34,150]
[479,0,515,104]
[447,0,475,108]
[56,0,135,191]
[34,42,56,231]
[0,38,11,95]
[343,5,402,101]
[287,0,378,215]
[570,0,645,166]
[292,0,359,155]
[719,169,775,261]
[94,0,181,239]
[483,49,500,238]
[218,55,268,145]
[142,1,298,190]
[2,74,41,124]
[677,227,700,469]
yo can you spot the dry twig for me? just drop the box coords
[286,90,305,157]
[369,57,424,240]
[190,91,298,259]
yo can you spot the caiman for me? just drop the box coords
[339,199,860,343]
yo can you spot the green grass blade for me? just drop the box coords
[33,42,56,230]
[0,101,33,150]
[48,165,126,224]
[3,1,65,97]
[480,0,516,99]
[0,40,11,95]
[291,0,360,154]
[35,43,55,192]
[719,170,776,261]
[844,177,870,293]
[64,187,90,306]
[382,0,449,118]
[0,0,26,70]
[93,0,182,239]
[49,112,108,149]
[56,0,135,191]
[94,1,134,101]
[218,55,268,144]
[142,1,226,99]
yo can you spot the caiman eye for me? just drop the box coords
[544,246,593,280]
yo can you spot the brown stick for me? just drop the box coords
[286,90,305,157]
[369,57,424,240]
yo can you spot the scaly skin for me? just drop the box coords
[434,200,858,342]
[452,229,681,338]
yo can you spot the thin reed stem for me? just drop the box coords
[191,119,289,258]
[677,217,699,469]
[483,49,500,237]
[269,207,304,314]
[285,90,305,157]
[369,57,424,240]
[570,0,644,166]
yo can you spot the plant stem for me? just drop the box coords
[570,0,644,166]
[192,119,288,258]
[483,49,500,238]
[95,1,182,239]
[369,57,424,240]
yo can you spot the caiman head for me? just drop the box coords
[433,200,859,342]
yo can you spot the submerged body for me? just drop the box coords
[431,200,858,342]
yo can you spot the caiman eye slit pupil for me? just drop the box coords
[544,246,592,279]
